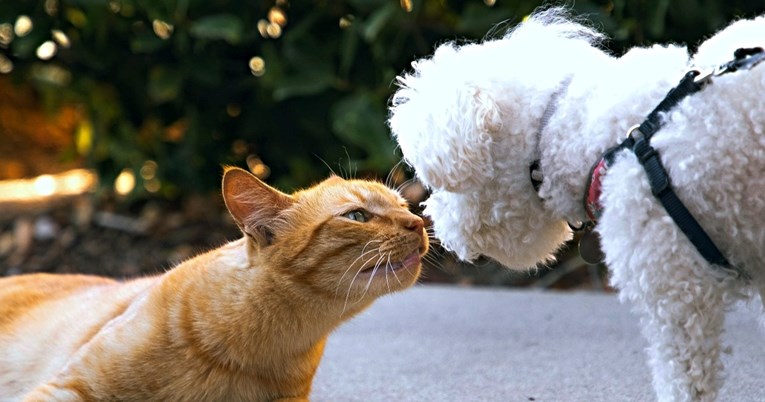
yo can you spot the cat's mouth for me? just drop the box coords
[359,251,421,275]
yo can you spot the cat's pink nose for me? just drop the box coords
[404,216,424,234]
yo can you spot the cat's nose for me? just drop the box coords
[403,216,424,234]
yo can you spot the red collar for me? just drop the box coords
[584,157,609,222]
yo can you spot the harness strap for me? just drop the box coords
[584,47,763,276]
[632,137,732,267]
[629,69,732,267]
[610,70,705,158]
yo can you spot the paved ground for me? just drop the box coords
[312,285,765,401]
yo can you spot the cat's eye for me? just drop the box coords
[344,210,368,223]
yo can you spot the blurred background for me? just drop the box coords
[1,0,763,288]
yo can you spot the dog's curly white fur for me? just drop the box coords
[389,8,765,402]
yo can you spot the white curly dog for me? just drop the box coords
[389,8,765,402]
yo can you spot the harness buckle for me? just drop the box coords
[691,47,764,85]
[625,124,643,140]
[692,68,714,85]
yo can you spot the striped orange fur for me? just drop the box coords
[0,167,428,401]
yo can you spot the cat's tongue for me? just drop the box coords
[361,251,420,274]
[390,252,421,271]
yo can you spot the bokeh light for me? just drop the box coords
[0,170,96,202]
[140,160,158,180]
[268,7,287,27]
[257,19,269,38]
[44,0,58,16]
[247,155,270,180]
[0,23,13,46]
[0,55,12,74]
[144,179,161,193]
[249,56,266,77]
[114,169,136,195]
[51,29,71,47]
[226,104,241,117]
[339,15,354,29]
[265,23,282,38]
[400,0,413,13]
[33,175,56,197]
[14,15,33,37]
[152,20,173,40]
[36,41,57,60]
[108,1,121,13]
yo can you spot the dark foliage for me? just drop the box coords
[1,0,763,197]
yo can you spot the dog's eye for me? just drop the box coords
[344,210,369,223]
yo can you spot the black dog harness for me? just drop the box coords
[583,47,764,277]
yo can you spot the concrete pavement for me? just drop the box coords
[312,285,765,401]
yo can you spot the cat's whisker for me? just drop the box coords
[384,253,392,293]
[424,231,441,247]
[384,161,395,188]
[423,253,445,271]
[314,154,338,177]
[338,163,347,180]
[395,176,417,194]
[422,251,454,276]
[361,239,383,252]
[335,244,382,296]
[384,160,396,188]
[367,254,387,295]
[336,241,382,284]
[422,252,440,265]
[388,251,404,286]
[340,147,357,180]
[421,241,440,255]
[360,255,386,300]
[385,159,406,189]
[336,258,378,301]
[341,253,381,315]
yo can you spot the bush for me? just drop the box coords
[1,0,763,198]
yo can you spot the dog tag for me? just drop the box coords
[579,228,604,265]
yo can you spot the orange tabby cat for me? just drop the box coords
[0,167,428,402]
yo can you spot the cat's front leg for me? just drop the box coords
[273,398,309,402]
[22,382,85,402]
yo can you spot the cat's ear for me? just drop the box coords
[222,167,294,246]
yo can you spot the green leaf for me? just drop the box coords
[456,3,512,37]
[189,14,244,43]
[130,32,167,53]
[362,3,397,42]
[147,66,183,103]
[331,93,395,169]
[340,26,359,77]
[272,65,335,101]
[647,0,670,38]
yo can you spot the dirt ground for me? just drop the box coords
[0,191,608,290]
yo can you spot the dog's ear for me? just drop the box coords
[389,44,496,193]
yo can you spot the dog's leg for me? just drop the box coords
[608,241,728,401]
[631,279,726,402]
[600,157,735,401]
